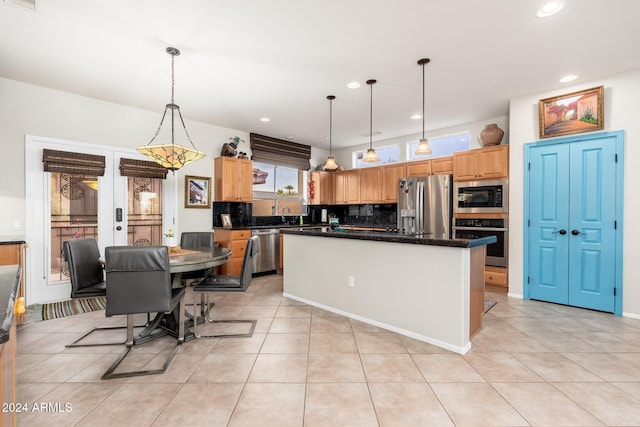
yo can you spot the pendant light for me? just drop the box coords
[363,79,381,163]
[323,95,339,171]
[137,47,206,171]
[415,58,433,156]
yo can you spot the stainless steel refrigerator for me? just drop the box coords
[397,175,453,238]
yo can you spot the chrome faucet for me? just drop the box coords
[281,207,291,224]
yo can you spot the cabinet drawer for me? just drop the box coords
[230,240,247,258]
[484,270,507,286]
[231,230,251,240]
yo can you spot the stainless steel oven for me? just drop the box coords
[453,218,507,267]
[453,179,508,214]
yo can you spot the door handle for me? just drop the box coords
[571,229,581,236]
[556,229,567,235]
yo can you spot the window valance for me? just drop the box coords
[119,158,168,179]
[42,149,106,176]
[250,133,311,170]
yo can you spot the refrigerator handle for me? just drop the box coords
[417,181,424,235]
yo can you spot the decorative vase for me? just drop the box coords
[479,124,504,146]
[164,236,178,247]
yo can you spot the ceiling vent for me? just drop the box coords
[4,0,39,12]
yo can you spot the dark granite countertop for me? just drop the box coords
[280,227,497,248]
[0,265,21,344]
[214,224,325,231]
[0,236,26,245]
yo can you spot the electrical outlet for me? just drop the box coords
[348,276,355,288]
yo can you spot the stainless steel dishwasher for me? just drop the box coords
[251,228,279,274]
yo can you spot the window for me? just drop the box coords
[353,144,399,168]
[252,162,307,216]
[407,132,470,161]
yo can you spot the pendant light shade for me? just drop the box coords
[415,58,433,156]
[323,95,339,171]
[363,79,380,163]
[137,47,206,171]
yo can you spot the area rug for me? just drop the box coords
[484,300,497,313]
[24,296,106,323]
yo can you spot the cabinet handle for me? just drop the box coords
[555,229,567,235]
[571,229,582,236]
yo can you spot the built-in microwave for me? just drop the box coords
[453,179,508,214]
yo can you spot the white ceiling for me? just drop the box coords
[1,0,639,150]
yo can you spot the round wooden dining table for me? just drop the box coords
[168,246,231,287]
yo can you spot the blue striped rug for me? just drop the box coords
[26,296,106,322]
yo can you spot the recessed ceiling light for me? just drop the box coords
[559,74,578,83]
[536,1,565,17]
[259,117,271,122]
[411,114,422,120]
[347,81,361,89]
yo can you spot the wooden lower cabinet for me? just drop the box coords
[485,266,508,288]
[213,229,251,275]
[0,242,26,325]
[0,321,16,427]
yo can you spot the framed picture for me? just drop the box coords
[539,85,604,139]
[221,214,232,228]
[185,176,211,208]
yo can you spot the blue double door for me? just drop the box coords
[526,132,622,313]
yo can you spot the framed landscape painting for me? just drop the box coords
[539,85,604,138]
[185,175,211,208]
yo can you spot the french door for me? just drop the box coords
[26,136,176,304]
[525,131,623,314]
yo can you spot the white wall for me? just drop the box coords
[0,77,338,235]
[0,77,252,236]
[330,115,510,170]
[509,69,640,317]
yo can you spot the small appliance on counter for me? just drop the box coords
[397,175,453,239]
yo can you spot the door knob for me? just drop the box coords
[571,229,581,235]
[556,229,567,235]
[116,226,122,231]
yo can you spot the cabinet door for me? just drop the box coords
[360,167,382,203]
[432,156,453,175]
[236,160,253,201]
[333,172,346,204]
[344,170,361,203]
[478,145,508,179]
[406,160,431,177]
[319,172,334,204]
[382,164,406,202]
[453,151,479,181]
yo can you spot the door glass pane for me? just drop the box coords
[127,177,163,246]
[50,173,98,283]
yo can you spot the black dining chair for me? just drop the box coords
[192,235,258,338]
[101,245,186,379]
[64,238,127,347]
[179,231,216,285]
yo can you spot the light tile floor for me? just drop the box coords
[16,275,640,426]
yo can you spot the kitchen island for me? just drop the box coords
[280,228,496,354]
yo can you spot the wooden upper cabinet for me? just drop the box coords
[381,164,406,202]
[453,145,508,181]
[432,156,454,175]
[359,167,382,203]
[334,169,360,204]
[406,160,432,177]
[359,164,405,203]
[309,171,334,205]
[214,156,253,201]
[406,156,452,177]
